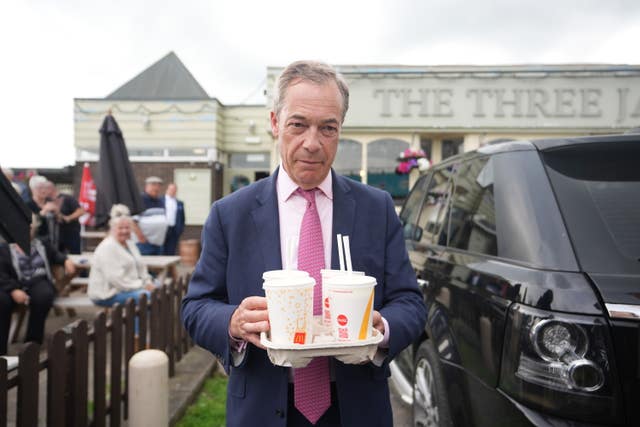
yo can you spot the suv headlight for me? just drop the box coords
[500,304,621,424]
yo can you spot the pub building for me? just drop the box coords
[74,53,640,237]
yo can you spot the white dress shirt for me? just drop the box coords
[165,195,178,227]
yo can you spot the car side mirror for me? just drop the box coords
[403,223,424,241]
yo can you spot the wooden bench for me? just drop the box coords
[0,355,19,371]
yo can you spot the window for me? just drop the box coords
[442,138,464,160]
[400,175,430,241]
[445,157,497,256]
[416,166,454,245]
[334,139,363,179]
[420,137,433,161]
[542,141,640,274]
[229,152,270,169]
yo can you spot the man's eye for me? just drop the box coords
[289,122,305,128]
[321,126,338,136]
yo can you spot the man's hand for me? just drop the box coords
[373,310,385,335]
[11,289,29,305]
[64,258,76,276]
[229,296,270,349]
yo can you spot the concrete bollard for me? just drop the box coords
[129,349,169,427]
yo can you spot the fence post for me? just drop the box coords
[167,282,175,377]
[0,357,7,427]
[93,311,107,427]
[128,350,168,427]
[175,277,183,363]
[138,293,148,350]
[48,330,68,426]
[69,320,88,427]
[17,342,39,427]
[124,298,136,420]
[110,304,123,427]
[149,290,160,350]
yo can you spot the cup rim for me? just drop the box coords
[324,275,376,288]
[262,269,309,280]
[262,277,316,289]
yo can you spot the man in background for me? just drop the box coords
[46,182,85,254]
[133,176,168,256]
[163,183,185,255]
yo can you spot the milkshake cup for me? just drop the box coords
[262,270,314,345]
[325,275,377,341]
[320,269,364,327]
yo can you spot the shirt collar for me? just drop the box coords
[277,164,333,202]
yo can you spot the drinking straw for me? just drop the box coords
[343,235,353,272]
[337,233,345,271]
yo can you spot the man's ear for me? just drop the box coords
[270,111,279,138]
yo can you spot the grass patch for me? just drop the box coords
[176,373,228,427]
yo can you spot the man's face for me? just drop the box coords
[166,184,177,197]
[145,182,162,198]
[271,80,343,190]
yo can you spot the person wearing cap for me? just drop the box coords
[182,60,427,427]
[132,176,168,256]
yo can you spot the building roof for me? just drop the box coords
[107,51,211,100]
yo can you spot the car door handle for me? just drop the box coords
[417,278,430,290]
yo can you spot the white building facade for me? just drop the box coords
[74,55,640,230]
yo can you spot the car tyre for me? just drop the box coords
[413,340,453,427]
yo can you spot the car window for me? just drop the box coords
[416,165,454,245]
[446,157,497,256]
[493,150,578,270]
[542,141,640,274]
[400,174,430,241]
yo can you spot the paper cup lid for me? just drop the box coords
[263,276,315,289]
[324,275,376,288]
[262,270,309,280]
[320,269,365,277]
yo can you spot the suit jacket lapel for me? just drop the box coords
[331,172,356,270]
[251,169,283,272]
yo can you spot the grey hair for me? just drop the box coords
[108,204,132,228]
[273,60,350,123]
[28,175,47,191]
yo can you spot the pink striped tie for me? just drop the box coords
[294,188,331,424]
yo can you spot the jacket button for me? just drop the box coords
[275,409,284,418]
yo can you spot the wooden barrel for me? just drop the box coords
[179,239,201,266]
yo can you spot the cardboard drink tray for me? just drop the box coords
[260,328,383,368]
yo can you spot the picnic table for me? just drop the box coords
[51,253,181,316]
[62,253,182,294]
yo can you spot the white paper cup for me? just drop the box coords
[325,275,377,342]
[320,269,364,327]
[263,271,315,345]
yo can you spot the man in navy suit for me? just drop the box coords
[181,60,426,427]
[163,183,185,255]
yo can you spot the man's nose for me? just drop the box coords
[302,126,322,152]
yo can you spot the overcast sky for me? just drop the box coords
[2,0,640,168]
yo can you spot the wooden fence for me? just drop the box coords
[0,274,193,427]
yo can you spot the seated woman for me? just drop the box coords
[88,205,156,307]
[0,214,75,355]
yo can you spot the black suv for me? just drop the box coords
[391,134,640,426]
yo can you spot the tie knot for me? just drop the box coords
[297,188,316,204]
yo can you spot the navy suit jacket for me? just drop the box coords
[164,196,185,236]
[181,169,426,427]
[174,199,185,236]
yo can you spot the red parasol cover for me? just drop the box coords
[78,163,96,226]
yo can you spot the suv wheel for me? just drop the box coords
[413,340,452,427]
